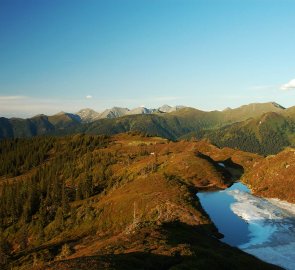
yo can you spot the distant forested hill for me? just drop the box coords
[199,112,295,155]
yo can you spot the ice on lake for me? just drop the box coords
[229,189,295,270]
[198,182,295,270]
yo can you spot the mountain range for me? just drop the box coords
[1,102,295,155]
[76,105,186,123]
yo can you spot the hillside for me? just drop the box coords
[0,133,280,270]
[242,147,295,203]
[201,112,295,155]
[0,113,81,139]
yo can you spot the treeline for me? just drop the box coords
[0,137,54,177]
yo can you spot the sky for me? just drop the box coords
[1,0,295,118]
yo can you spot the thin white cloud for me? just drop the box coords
[86,95,93,99]
[0,95,27,100]
[281,78,295,91]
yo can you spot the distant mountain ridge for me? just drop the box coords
[76,105,186,122]
[1,101,294,155]
[0,112,82,139]
[0,104,186,139]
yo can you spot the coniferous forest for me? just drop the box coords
[0,135,114,264]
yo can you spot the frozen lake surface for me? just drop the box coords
[197,182,295,270]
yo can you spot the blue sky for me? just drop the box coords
[1,0,295,117]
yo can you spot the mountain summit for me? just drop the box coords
[77,108,100,123]
[74,105,187,122]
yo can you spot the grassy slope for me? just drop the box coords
[242,147,295,203]
[1,133,281,270]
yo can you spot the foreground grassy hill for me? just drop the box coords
[0,133,280,270]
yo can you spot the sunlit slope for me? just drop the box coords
[243,147,295,203]
[0,133,280,270]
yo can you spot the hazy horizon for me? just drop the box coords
[0,100,290,119]
[1,0,295,117]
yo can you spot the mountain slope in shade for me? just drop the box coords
[0,117,13,138]
[47,112,81,129]
[0,112,81,139]
[9,118,39,138]
[29,114,55,134]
